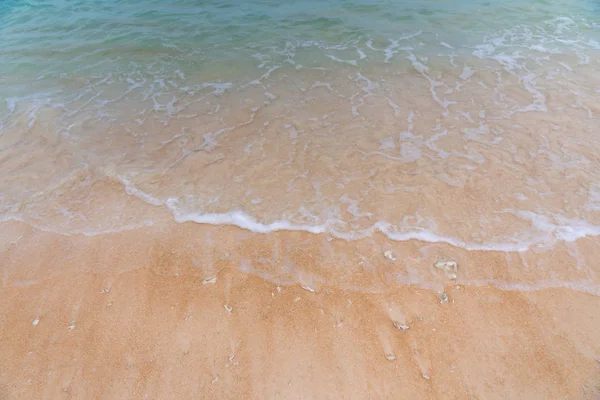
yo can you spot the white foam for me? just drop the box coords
[385,97,401,117]
[325,55,358,66]
[459,65,473,80]
[365,35,417,63]
[5,177,600,254]
[162,198,600,252]
[120,176,164,206]
[6,98,18,113]
[586,186,600,212]
[167,205,327,235]
[519,73,547,112]
[243,66,280,87]
[406,53,456,114]
[312,81,334,91]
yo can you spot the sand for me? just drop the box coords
[1,220,600,399]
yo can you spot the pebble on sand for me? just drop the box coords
[383,250,396,261]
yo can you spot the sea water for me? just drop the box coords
[1,0,600,288]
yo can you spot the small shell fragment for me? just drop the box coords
[434,260,458,279]
[393,322,409,331]
[384,251,396,261]
[301,285,316,293]
[439,293,449,304]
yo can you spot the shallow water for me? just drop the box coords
[1,0,600,260]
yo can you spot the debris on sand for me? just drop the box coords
[393,322,409,331]
[386,354,396,361]
[202,277,217,285]
[439,292,449,304]
[32,318,39,326]
[224,305,232,314]
[384,250,396,261]
[434,260,458,272]
[301,285,316,293]
[434,260,458,279]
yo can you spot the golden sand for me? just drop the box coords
[1,220,599,399]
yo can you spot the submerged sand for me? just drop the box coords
[1,220,599,399]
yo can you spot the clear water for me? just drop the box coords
[1,0,599,80]
[1,0,600,256]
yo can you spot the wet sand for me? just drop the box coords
[1,220,599,399]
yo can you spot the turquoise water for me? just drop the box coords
[1,0,599,111]
[1,0,599,83]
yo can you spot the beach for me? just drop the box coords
[1,0,600,397]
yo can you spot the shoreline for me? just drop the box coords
[1,220,599,398]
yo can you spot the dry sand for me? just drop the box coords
[1,220,599,399]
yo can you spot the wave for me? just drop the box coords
[4,171,600,253]
[166,207,600,253]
